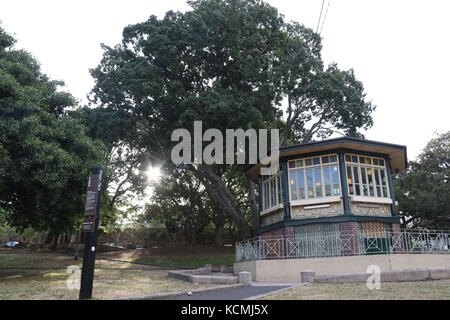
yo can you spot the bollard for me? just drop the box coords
[301,270,316,283]
[238,271,252,285]
[204,264,213,273]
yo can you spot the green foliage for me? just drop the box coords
[0,224,41,244]
[89,0,287,158]
[0,26,107,235]
[395,131,450,229]
[88,0,375,238]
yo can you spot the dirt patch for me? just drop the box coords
[430,279,450,284]
[0,252,219,300]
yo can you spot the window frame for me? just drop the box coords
[344,153,390,200]
[287,154,341,204]
[261,171,284,214]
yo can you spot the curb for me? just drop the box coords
[113,283,246,300]
[243,283,304,300]
[310,266,450,284]
[168,269,239,285]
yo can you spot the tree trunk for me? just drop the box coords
[185,219,194,246]
[191,229,197,247]
[51,233,59,251]
[44,232,53,244]
[115,231,121,246]
[214,223,225,247]
[74,230,80,260]
[248,179,259,236]
[188,165,252,239]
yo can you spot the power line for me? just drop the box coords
[315,0,326,33]
[319,0,331,35]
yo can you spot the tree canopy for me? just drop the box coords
[0,26,106,241]
[89,0,376,239]
[395,131,450,230]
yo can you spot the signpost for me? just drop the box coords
[79,167,103,300]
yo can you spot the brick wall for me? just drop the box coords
[392,223,401,233]
[283,226,294,239]
[340,222,359,255]
[340,221,359,235]
[259,227,294,258]
[391,223,404,253]
[260,228,283,239]
[260,226,294,239]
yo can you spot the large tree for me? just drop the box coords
[394,131,450,230]
[89,0,375,239]
[0,26,106,246]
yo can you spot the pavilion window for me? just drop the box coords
[264,180,269,210]
[323,165,340,197]
[323,166,332,196]
[347,166,354,195]
[261,171,283,211]
[360,167,368,196]
[277,175,283,204]
[314,167,322,198]
[306,168,314,198]
[332,165,340,195]
[270,179,276,206]
[289,169,306,200]
[345,154,390,199]
[288,154,340,201]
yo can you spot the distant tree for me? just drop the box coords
[72,104,151,233]
[394,131,450,230]
[0,26,106,248]
[145,169,231,246]
[89,0,375,239]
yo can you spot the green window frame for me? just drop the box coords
[345,154,389,198]
[262,172,283,211]
[288,154,341,201]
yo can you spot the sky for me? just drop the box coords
[0,0,449,160]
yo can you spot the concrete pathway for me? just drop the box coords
[168,283,300,300]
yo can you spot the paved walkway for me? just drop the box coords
[168,283,299,300]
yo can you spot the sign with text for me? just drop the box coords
[82,216,96,233]
[83,173,100,217]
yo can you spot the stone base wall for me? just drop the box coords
[234,254,450,282]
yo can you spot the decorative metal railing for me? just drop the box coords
[235,229,450,263]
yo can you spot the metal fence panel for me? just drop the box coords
[235,229,450,262]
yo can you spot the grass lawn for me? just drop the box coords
[128,254,235,268]
[261,281,450,300]
[0,248,231,300]
[0,248,72,268]
[98,246,236,268]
